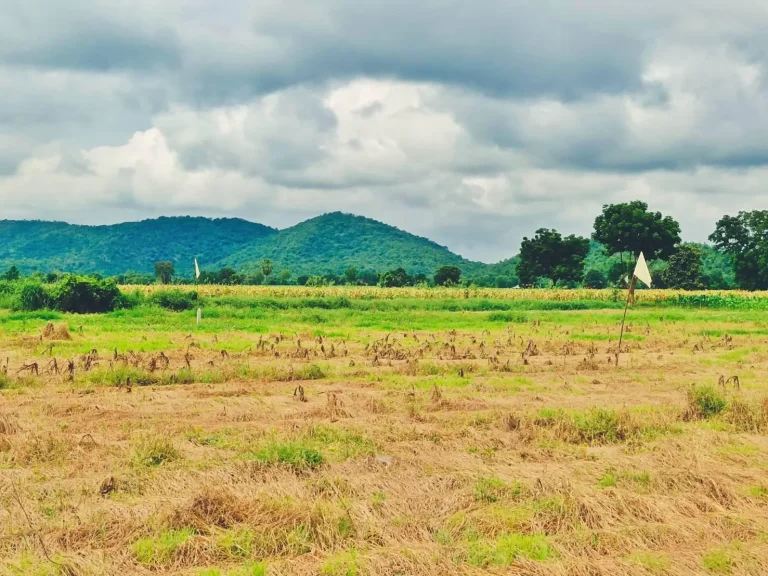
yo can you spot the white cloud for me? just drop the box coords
[1,1,768,262]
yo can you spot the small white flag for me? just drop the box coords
[194,258,200,280]
[633,252,652,288]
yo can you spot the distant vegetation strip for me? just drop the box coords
[123,285,768,303]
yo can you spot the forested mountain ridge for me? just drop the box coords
[219,212,490,277]
[0,217,275,276]
[0,211,736,288]
[0,213,509,280]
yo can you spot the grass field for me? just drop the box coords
[2,288,768,575]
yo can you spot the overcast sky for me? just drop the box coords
[2,1,768,262]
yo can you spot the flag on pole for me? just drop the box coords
[633,252,652,288]
[194,258,200,280]
[617,251,653,365]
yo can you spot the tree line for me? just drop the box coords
[2,203,765,290]
[516,201,762,290]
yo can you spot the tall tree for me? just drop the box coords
[154,261,174,285]
[434,266,461,286]
[344,267,358,285]
[661,244,705,290]
[517,229,590,287]
[593,201,681,262]
[260,258,273,279]
[709,210,768,290]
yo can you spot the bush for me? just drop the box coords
[150,289,198,312]
[17,282,51,311]
[49,275,125,313]
[685,385,727,419]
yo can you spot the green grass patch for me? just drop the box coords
[702,546,735,574]
[216,528,255,558]
[626,551,669,573]
[321,549,360,576]
[250,441,324,470]
[134,528,195,566]
[131,435,181,467]
[196,563,267,576]
[465,533,554,566]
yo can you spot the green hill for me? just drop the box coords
[0,217,275,276]
[0,212,516,282]
[220,212,490,277]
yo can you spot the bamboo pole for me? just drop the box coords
[615,275,636,367]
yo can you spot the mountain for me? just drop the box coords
[221,212,489,276]
[0,212,517,281]
[0,217,276,276]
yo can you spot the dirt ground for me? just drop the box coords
[2,313,768,575]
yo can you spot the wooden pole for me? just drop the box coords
[615,276,636,367]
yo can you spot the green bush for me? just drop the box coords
[150,289,198,311]
[687,385,727,419]
[17,282,51,311]
[48,275,125,313]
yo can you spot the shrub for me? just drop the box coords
[151,289,199,311]
[49,275,125,313]
[17,282,51,311]
[685,385,727,419]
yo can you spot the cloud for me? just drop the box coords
[1,1,768,262]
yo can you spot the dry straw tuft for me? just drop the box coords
[42,322,72,340]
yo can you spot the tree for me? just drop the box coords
[593,201,681,262]
[359,270,379,286]
[3,265,20,281]
[583,269,607,289]
[280,270,292,284]
[260,259,273,279]
[517,229,590,287]
[661,244,705,290]
[434,266,461,286]
[247,271,265,285]
[379,268,410,287]
[154,261,175,285]
[344,267,358,285]
[412,273,429,285]
[216,267,240,285]
[710,210,768,290]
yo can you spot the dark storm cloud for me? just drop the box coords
[2,0,768,261]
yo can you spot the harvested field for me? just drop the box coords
[2,291,768,575]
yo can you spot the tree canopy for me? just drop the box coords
[434,266,461,286]
[517,229,590,287]
[593,201,681,262]
[154,261,174,285]
[661,244,704,290]
[710,211,768,290]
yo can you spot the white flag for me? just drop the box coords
[633,252,652,288]
[194,258,200,280]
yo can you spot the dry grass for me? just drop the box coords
[2,307,768,575]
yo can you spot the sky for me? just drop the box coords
[2,1,768,263]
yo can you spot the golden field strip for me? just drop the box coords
[1,289,768,575]
[122,285,768,302]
